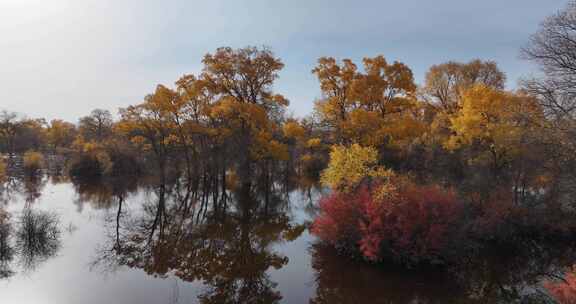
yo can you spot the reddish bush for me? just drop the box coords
[312,182,463,263]
[544,267,576,304]
[312,189,365,249]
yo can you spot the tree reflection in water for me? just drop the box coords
[15,208,61,272]
[0,210,14,279]
[309,240,576,303]
[71,176,140,212]
[0,207,61,277]
[92,179,306,304]
[0,174,48,206]
[5,169,576,303]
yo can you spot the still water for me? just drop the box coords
[0,175,572,303]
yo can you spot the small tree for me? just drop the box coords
[22,151,45,175]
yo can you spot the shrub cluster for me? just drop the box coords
[312,179,462,264]
[312,174,576,266]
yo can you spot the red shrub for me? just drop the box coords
[375,184,461,261]
[544,267,576,304]
[312,182,463,263]
[312,189,365,248]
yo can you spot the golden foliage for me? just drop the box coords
[445,85,543,167]
[252,130,289,161]
[47,119,76,149]
[0,156,6,182]
[282,121,306,140]
[312,55,424,148]
[321,144,394,192]
[306,138,322,149]
[201,47,285,106]
[23,150,45,173]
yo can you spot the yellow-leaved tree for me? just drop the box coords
[313,55,425,150]
[118,47,291,186]
[422,59,507,145]
[201,47,290,181]
[46,119,77,152]
[445,85,543,174]
[321,144,395,195]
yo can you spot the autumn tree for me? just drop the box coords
[0,111,21,155]
[118,88,177,183]
[423,59,506,112]
[313,55,424,149]
[445,85,543,175]
[137,79,212,184]
[0,114,47,155]
[0,157,5,182]
[282,118,328,182]
[419,60,508,171]
[202,47,287,113]
[320,144,393,192]
[22,150,45,175]
[115,47,290,192]
[312,57,357,142]
[201,47,290,182]
[46,119,76,152]
[15,118,47,153]
[79,109,113,141]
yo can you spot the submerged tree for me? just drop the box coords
[202,47,290,181]
[118,87,179,184]
[118,46,290,191]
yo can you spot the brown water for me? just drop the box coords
[0,175,571,304]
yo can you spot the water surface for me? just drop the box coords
[0,175,571,303]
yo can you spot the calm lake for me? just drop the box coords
[0,174,573,304]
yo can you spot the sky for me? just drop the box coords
[0,0,569,122]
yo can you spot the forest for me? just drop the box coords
[2,2,576,303]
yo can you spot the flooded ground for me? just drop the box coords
[0,175,572,304]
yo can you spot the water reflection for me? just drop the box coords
[71,176,140,211]
[92,181,306,303]
[0,207,61,278]
[15,208,61,271]
[0,211,13,279]
[309,244,463,304]
[0,174,47,205]
[309,240,576,303]
[0,171,576,303]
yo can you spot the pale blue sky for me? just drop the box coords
[0,0,568,121]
